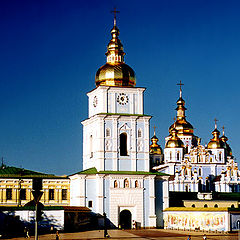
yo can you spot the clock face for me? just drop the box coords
[117,93,129,105]
[93,96,98,107]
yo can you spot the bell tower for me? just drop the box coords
[82,13,151,172]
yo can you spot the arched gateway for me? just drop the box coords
[119,210,132,229]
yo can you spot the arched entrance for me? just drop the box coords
[119,210,132,229]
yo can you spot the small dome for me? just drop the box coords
[220,134,232,156]
[207,127,224,149]
[166,128,184,148]
[150,134,162,154]
[95,63,136,87]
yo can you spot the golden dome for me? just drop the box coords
[166,128,184,148]
[207,126,224,149]
[95,23,136,87]
[169,118,194,136]
[150,134,162,155]
[220,128,232,156]
[95,63,135,87]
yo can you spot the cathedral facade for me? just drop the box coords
[69,15,240,230]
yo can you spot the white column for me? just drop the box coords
[148,176,157,227]
[163,178,169,209]
[131,118,137,171]
[96,174,104,214]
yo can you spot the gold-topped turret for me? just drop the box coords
[166,126,184,148]
[95,8,136,87]
[150,126,162,154]
[169,81,194,136]
[207,119,224,149]
[220,126,232,156]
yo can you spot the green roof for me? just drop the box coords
[70,167,168,176]
[0,166,68,179]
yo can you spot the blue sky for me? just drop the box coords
[0,0,239,175]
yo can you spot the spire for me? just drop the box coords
[176,81,186,120]
[177,80,184,98]
[214,118,218,129]
[111,7,119,27]
[106,8,125,64]
[153,125,156,136]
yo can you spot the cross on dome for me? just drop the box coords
[111,7,120,26]
[177,80,184,98]
[214,118,218,129]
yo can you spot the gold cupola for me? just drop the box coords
[220,126,232,156]
[169,81,194,136]
[95,14,136,87]
[207,120,224,149]
[150,128,162,154]
[166,127,184,148]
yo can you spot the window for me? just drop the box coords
[6,188,12,200]
[204,204,208,208]
[214,204,218,208]
[135,180,139,188]
[124,179,129,188]
[219,153,222,161]
[120,133,127,156]
[177,152,180,160]
[90,135,93,158]
[20,189,26,200]
[114,180,118,188]
[199,168,202,176]
[106,128,111,137]
[231,204,235,208]
[62,189,67,200]
[138,129,142,138]
[88,201,93,208]
[49,189,54,200]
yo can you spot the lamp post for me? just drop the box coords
[32,178,43,240]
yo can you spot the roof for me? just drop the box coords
[70,167,168,177]
[0,205,90,212]
[164,207,229,212]
[0,166,68,179]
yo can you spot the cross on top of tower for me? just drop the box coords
[214,118,218,129]
[111,7,120,26]
[222,126,225,135]
[177,80,184,98]
[153,125,157,136]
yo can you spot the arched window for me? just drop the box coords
[219,153,222,161]
[198,181,202,192]
[199,168,202,176]
[231,204,235,208]
[138,129,142,138]
[185,185,189,192]
[90,135,93,158]
[192,204,195,208]
[124,179,129,188]
[177,152,180,160]
[135,180,139,188]
[120,133,127,156]
[214,204,218,208]
[106,128,111,137]
[169,152,172,160]
[204,204,208,208]
[114,180,118,188]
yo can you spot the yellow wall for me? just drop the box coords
[0,178,70,207]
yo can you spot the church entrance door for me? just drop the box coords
[119,210,132,229]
